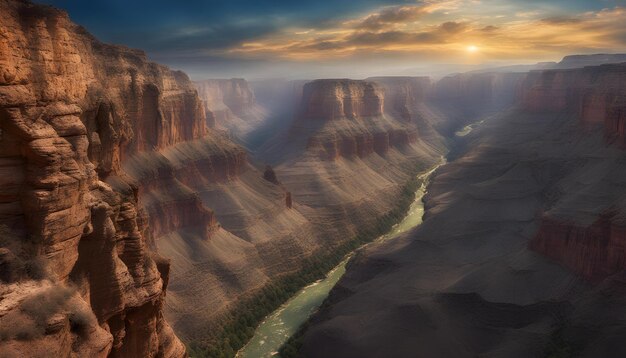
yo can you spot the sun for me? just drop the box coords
[467,45,479,53]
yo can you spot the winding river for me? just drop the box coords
[236,160,445,358]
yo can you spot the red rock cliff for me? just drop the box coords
[299,79,384,121]
[368,76,431,122]
[294,79,419,160]
[521,63,626,146]
[530,213,626,282]
[522,65,626,283]
[0,1,187,356]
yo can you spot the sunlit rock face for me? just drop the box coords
[368,76,431,122]
[290,79,426,161]
[521,64,626,146]
[194,78,267,140]
[0,0,189,356]
[299,79,384,121]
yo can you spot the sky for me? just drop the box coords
[39,0,626,79]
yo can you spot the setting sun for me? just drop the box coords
[467,45,479,53]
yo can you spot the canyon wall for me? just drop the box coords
[368,76,431,122]
[0,0,322,353]
[257,78,447,281]
[520,63,626,282]
[194,78,267,141]
[298,79,384,121]
[298,78,626,358]
[0,0,189,356]
[434,72,526,108]
[287,79,431,161]
[530,213,626,282]
[521,63,626,146]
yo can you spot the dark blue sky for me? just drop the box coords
[40,0,413,50]
[38,0,626,79]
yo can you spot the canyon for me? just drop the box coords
[298,62,626,358]
[3,1,626,357]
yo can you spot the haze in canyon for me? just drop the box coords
[2,0,626,357]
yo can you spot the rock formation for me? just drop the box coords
[519,63,626,283]
[254,78,449,288]
[0,0,187,356]
[530,213,626,282]
[521,63,626,146]
[434,72,525,110]
[367,76,431,122]
[299,79,384,121]
[281,79,432,161]
[194,78,267,142]
[263,165,280,185]
[298,63,626,358]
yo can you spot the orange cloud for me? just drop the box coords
[350,5,429,30]
[225,3,626,63]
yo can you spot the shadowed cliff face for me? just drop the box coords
[299,63,626,358]
[0,0,189,356]
[194,78,268,142]
[520,63,626,283]
[521,64,626,147]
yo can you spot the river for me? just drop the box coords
[236,160,445,358]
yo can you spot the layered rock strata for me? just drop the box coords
[521,63,626,146]
[0,0,188,356]
[287,79,430,161]
[256,78,448,281]
[299,66,626,357]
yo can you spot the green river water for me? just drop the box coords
[236,162,443,358]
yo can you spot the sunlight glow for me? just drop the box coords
[467,45,479,53]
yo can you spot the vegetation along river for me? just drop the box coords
[236,159,445,358]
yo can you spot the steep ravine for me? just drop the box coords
[238,159,445,358]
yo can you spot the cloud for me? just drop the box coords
[540,16,583,25]
[224,2,626,66]
[480,25,499,32]
[353,5,429,30]
[439,21,467,34]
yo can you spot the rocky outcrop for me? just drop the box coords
[194,78,267,140]
[521,63,626,146]
[288,79,424,161]
[0,0,187,356]
[299,79,384,121]
[263,165,280,185]
[122,134,246,248]
[530,213,626,282]
[367,77,431,122]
